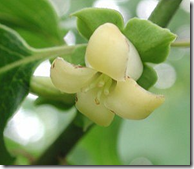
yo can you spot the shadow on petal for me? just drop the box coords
[76,89,114,127]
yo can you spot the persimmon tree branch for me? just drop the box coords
[33,114,94,165]
[148,0,182,27]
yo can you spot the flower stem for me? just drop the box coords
[171,40,190,47]
[148,0,182,27]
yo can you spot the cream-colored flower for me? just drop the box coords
[50,23,164,126]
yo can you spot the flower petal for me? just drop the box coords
[76,89,115,126]
[126,40,143,81]
[104,77,165,120]
[85,23,129,81]
[50,57,97,93]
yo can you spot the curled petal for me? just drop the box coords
[76,89,115,126]
[85,23,129,81]
[126,40,143,81]
[50,57,97,93]
[104,77,165,120]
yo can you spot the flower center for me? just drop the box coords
[82,73,115,105]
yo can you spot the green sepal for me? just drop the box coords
[137,63,157,90]
[71,8,124,40]
[73,111,93,132]
[123,18,177,63]
[64,45,87,66]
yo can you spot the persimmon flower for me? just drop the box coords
[50,23,164,126]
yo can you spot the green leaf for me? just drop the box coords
[123,18,176,63]
[0,24,34,165]
[0,135,15,164]
[0,0,65,48]
[137,64,157,90]
[72,8,124,40]
[0,24,79,164]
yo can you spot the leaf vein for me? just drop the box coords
[0,44,25,59]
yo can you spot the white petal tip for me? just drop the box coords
[105,78,165,120]
[50,58,97,93]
